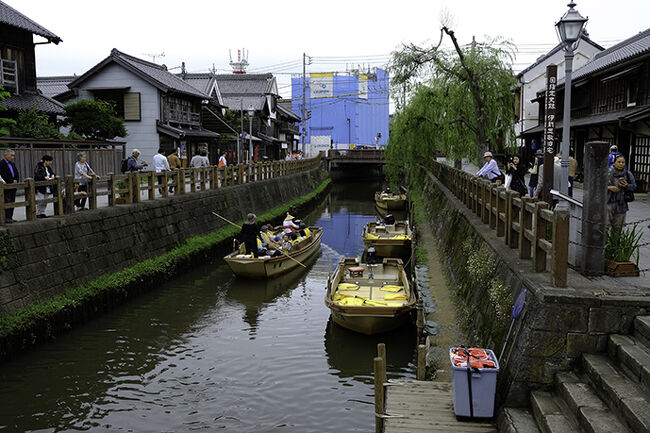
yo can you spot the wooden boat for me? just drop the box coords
[224,226,322,278]
[324,257,416,335]
[375,191,407,211]
[362,220,412,257]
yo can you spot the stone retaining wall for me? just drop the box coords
[418,168,650,406]
[0,168,328,315]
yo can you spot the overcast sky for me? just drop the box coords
[14,0,650,100]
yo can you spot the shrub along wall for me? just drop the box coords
[0,168,330,360]
[417,167,649,406]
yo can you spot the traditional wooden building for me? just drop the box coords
[523,28,650,191]
[66,49,219,164]
[0,0,64,116]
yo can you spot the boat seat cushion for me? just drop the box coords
[348,266,365,277]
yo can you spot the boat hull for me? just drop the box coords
[225,227,322,278]
[330,309,412,335]
[375,192,407,211]
[362,240,411,257]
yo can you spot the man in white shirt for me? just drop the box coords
[472,151,502,183]
[153,148,170,193]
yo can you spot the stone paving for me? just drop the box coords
[438,157,650,288]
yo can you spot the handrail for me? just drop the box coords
[430,160,568,288]
[0,155,322,225]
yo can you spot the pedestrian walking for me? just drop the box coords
[218,151,228,168]
[34,154,55,218]
[0,148,19,222]
[189,149,206,168]
[126,149,148,172]
[607,155,636,229]
[74,152,99,211]
[153,148,170,193]
[167,147,181,193]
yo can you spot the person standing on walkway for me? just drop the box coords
[506,154,527,197]
[0,148,19,222]
[189,149,206,168]
[167,147,181,193]
[74,152,99,211]
[472,151,503,184]
[608,145,622,168]
[153,148,170,194]
[126,149,148,172]
[34,154,55,218]
[528,149,544,197]
[218,151,227,168]
[607,155,636,229]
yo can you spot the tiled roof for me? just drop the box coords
[0,1,60,43]
[216,73,277,111]
[37,75,76,99]
[1,92,65,114]
[69,49,209,99]
[557,27,650,87]
[277,102,300,122]
[177,72,225,106]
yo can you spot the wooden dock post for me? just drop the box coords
[416,299,424,344]
[374,356,386,433]
[417,344,427,380]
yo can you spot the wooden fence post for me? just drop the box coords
[496,187,506,237]
[131,172,140,203]
[88,176,97,209]
[176,169,185,194]
[533,202,549,272]
[24,178,36,221]
[55,177,63,215]
[505,190,516,246]
[65,175,75,214]
[161,171,169,197]
[0,183,5,224]
[481,181,490,224]
[519,197,533,259]
[551,208,569,287]
[108,173,116,206]
[374,351,386,433]
[238,164,244,184]
[147,171,155,200]
[417,344,427,380]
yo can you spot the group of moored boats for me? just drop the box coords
[223,187,416,335]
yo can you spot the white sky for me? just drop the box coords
[13,0,650,102]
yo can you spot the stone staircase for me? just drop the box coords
[499,315,650,433]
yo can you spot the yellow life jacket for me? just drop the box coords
[304,228,311,237]
[257,238,263,248]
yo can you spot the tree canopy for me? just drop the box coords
[12,107,62,139]
[0,86,16,136]
[62,99,127,140]
[387,27,517,186]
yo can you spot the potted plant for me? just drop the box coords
[604,224,642,277]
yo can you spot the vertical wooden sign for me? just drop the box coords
[542,64,557,203]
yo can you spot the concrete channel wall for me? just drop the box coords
[0,168,328,316]
[418,168,649,406]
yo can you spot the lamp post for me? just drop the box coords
[555,1,588,204]
[248,106,255,163]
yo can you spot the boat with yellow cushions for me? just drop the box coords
[224,226,323,278]
[324,257,416,335]
[361,220,412,257]
[375,191,407,211]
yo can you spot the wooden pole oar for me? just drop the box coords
[212,211,307,268]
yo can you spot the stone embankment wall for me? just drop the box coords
[418,168,649,405]
[0,168,328,315]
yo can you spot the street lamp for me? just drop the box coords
[556,1,588,201]
[248,106,255,163]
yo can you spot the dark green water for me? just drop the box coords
[0,180,416,433]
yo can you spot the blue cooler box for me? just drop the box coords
[449,347,499,418]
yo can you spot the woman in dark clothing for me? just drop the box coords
[528,149,544,197]
[240,213,260,257]
[507,154,528,197]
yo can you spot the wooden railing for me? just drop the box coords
[431,161,569,288]
[0,155,322,225]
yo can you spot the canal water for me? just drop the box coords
[0,180,417,433]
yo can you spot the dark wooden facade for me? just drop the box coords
[0,23,37,95]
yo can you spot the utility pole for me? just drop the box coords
[240,98,244,164]
[302,53,307,154]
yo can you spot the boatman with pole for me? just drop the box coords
[240,213,260,257]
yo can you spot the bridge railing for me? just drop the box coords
[327,149,384,161]
[0,155,322,225]
[431,160,569,288]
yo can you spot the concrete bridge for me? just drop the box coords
[326,149,385,178]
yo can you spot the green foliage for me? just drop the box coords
[387,30,517,186]
[222,109,250,136]
[0,85,16,136]
[604,223,642,263]
[488,278,513,322]
[62,99,127,140]
[12,106,62,139]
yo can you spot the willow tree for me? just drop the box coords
[387,27,517,184]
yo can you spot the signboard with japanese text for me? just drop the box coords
[542,64,557,203]
[310,73,333,98]
[358,74,368,100]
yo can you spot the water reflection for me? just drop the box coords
[226,251,321,335]
[324,317,417,383]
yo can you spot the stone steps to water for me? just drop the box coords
[497,315,650,433]
[497,407,541,433]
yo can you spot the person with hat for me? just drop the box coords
[283,212,300,239]
[472,151,503,184]
[240,213,261,257]
[528,149,544,197]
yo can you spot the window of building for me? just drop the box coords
[626,79,638,107]
[93,90,141,120]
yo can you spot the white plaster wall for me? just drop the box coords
[75,63,161,164]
